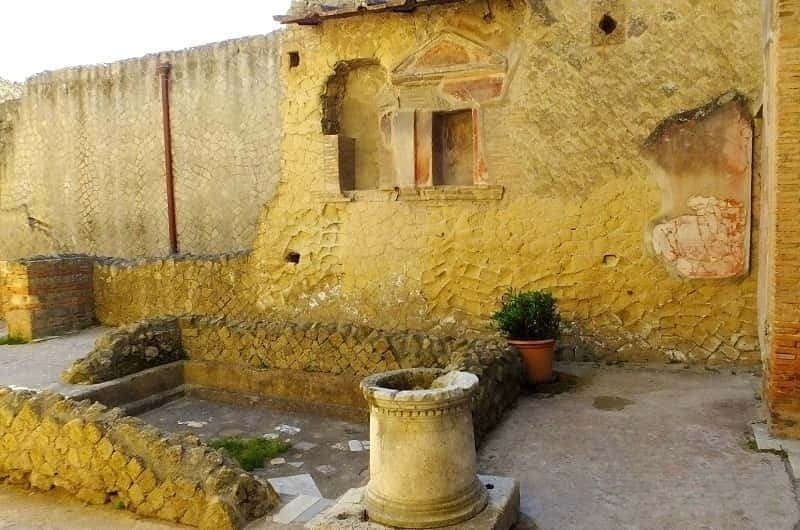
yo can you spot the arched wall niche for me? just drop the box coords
[321,60,393,191]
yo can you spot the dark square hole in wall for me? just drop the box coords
[288,52,300,68]
[591,0,627,46]
[599,13,618,35]
[432,110,474,186]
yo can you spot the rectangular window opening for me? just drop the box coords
[432,110,474,186]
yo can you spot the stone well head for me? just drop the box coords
[360,368,488,529]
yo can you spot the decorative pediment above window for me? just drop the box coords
[392,32,507,86]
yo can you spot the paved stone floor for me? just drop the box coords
[0,325,109,392]
[479,363,800,530]
[138,397,370,501]
[0,361,798,529]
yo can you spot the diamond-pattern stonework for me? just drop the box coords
[0,387,279,529]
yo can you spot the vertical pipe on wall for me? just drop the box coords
[157,63,178,254]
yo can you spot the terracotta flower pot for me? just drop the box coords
[508,339,556,384]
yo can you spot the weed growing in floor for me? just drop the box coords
[0,336,26,345]
[209,437,291,471]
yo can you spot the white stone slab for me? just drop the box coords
[273,494,320,524]
[751,422,783,451]
[297,498,335,523]
[751,422,800,480]
[268,473,323,498]
[295,441,318,451]
[348,440,363,452]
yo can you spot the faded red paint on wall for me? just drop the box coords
[652,197,746,279]
[442,76,504,103]
[646,95,753,279]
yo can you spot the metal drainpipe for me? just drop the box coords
[157,62,178,255]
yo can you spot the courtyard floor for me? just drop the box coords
[0,324,109,393]
[138,397,369,525]
[0,328,797,529]
[482,364,799,530]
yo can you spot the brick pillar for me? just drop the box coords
[762,0,800,436]
[3,256,95,342]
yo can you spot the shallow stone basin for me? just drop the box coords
[361,368,488,529]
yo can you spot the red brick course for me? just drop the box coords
[764,0,800,436]
[3,256,94,341]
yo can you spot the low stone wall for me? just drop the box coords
[448,343,521,443]
[63,317,183,384]
[61,315,521,441]
[94,253,254,327]
[179,316,453,376]
[3,255,95,341]
[0,387,278,529]
[180,316,521,442]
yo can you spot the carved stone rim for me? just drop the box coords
[361,368,478,410]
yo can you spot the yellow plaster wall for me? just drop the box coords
[340,64,389,190]
[94,253,255,326]
[18,0,768,364]
[245,0,764,363]
[0,34,282,260]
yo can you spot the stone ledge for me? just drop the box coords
[307,475,519,530]
[315,185,505,203]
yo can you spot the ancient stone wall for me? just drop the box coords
[252,0,764,364]
[8,1,768,365]
[63,317,183,384]
[178,315,520,441]
[180,315,475,375]
[94,253,255,326]
[0,33,282,260]
[3,255,94,341]
[0,387,278,529]
[61,314,521,441]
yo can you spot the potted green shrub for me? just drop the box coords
[491,289,561,384]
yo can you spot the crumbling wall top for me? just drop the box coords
[275,0,467,25]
